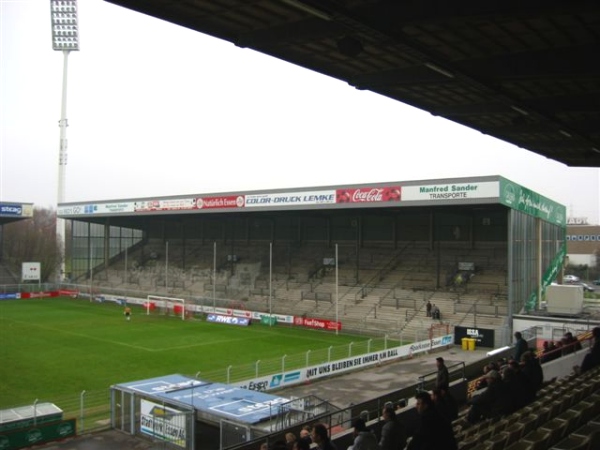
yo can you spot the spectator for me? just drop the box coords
[285,432,297,450]
[299,426,312,444]
[294,439,311,450]
[348,417,378,450]
[407,391,457,450]
[379,405,407,450]
[580,327,600,374]
[426,301,432,317]
[564,332,582,352]
[435,357,450,392]
[513,331,529,363]
[432,305,441,321]
[503,361,534,412]
[312,423,337,450]
[520,350,543,393]
[432,387,458,423]
[466,370,507,424]
[271,441,288,450]
[476,362,499,390]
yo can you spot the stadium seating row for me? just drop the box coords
[455,365,600,450]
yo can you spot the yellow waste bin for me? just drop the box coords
[461,337,469,350]
[467,338,476,351]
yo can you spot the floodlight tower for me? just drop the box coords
[50,0,79,281]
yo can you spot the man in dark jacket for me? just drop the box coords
[466,370,508,424]
[513,331,529,363]
[580,327,600,373]
[379,405,407,450]
[408,391,457,450]
[349,418,378,450]
[435,357,450,392]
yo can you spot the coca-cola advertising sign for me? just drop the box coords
[295,316,342,331]
[336,187,401,203]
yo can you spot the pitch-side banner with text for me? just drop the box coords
[234,334,453,392]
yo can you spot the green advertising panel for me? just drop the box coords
[0,419,76,450]
[260,315,277,325]
[499,177,566,226]
[525,242,567,312]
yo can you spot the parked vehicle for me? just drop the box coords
[564,274,580,283]
[594,279,600,286]
[580,282,595,292]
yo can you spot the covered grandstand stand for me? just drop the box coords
[57,175,566,346]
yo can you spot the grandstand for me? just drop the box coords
[57,176,560,347]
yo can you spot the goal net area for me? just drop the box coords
[146,295,187,320]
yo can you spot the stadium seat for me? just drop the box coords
[490,419,508,435]
[540,417,570,447]
[470,443,492,450]
[547,399,564,419]
[520,429,552,450]
[569,401,596,425]
[501,422,525,446]
[484,432,508,450]
[505,442,534,450]
[549,434,590,450]
[520,414,539,436]
[571,422,600,440]
[532,406,551,428]
[554,410,582,437]
[569,387,585,405]
[458,435,480,450]
[475,427,493,443]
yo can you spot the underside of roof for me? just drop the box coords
[105,0,600,167]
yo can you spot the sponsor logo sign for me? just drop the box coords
[0,203,23,216]
[455,326,495,347]
[196,195,245,209]
[336,186,401,203]
[94,203,135,213]
[206,314,250,326]
[245,190,336,208]
[134,198,197,212]
[58,203,136,215]
[294,316,342,331]
[500,178,566,226]
[20,291,59,299]
[402,182,499,201]
[140,400,186,448]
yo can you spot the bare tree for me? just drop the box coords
[2,207,62,282]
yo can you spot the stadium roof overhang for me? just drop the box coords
[105,0,600,168]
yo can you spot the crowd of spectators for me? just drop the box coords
[258,328,600,450]
[540,331,583,363]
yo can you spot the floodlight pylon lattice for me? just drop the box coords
[50,0,79,282]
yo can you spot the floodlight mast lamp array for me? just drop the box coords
[50,0,79,282]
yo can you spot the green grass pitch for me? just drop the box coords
[0,297,395,409]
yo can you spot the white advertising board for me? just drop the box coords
[22,262,41,281]
[140,399,186,448]
[234,334,454,392]
[402,181,499,201]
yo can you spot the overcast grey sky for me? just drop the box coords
[1,0,599,223]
